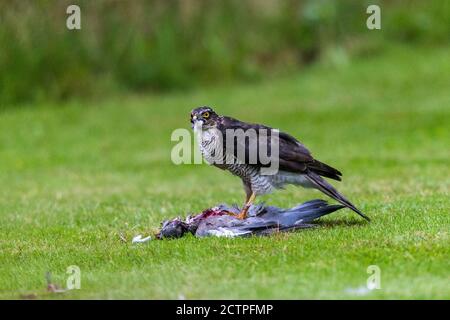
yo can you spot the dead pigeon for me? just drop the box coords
[157,199,344,239]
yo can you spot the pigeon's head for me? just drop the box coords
[157,218,190,239]
[190,106,219,129]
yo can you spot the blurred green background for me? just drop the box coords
[1,43,449,299]
[1,0,449,107]
[0,1,449,299]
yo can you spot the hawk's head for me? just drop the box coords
[190,106,219,130]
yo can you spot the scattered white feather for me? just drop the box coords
[132,234,152,243]
[344,286,372,296]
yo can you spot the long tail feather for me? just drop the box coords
[305,171,370,221]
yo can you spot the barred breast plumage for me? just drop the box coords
[195,126,275,195]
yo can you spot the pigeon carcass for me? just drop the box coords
[156,199,344,239]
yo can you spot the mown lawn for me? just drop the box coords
[0,45,448,299]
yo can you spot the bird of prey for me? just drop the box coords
[190,106,370,221]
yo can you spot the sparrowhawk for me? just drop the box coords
[190,106,370,221]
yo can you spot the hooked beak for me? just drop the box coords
[191,115,204,129]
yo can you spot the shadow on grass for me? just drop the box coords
[315,219,368,228]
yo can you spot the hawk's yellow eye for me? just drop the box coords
[202,111,210,119]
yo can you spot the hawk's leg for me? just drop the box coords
[236,192,256,220]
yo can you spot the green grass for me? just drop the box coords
[0,44,449,299]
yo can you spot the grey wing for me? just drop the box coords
[218,116,342,180]
[218,116,369,221]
